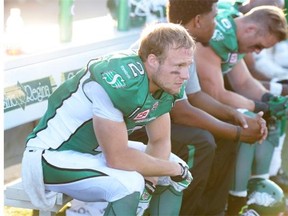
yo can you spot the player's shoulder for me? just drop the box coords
[88,50,146,85]
[213,14,235,41]
[87,50,149,112]
[212,1,242,43]
[209,12,238,55]
[88,50,141,72]
[106,49,141,66]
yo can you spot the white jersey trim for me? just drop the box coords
[84,81,124,122]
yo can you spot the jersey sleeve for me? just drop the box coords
[83,81,124,122]
[185,63,201,95]
[209,15,237,59]
[209,14,245,73]
[88,52,149,118]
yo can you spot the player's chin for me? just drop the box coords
[163,84,182,95]
[170,87,182,95]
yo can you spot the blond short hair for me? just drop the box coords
[138,23,196,63]
[245,5,288,41]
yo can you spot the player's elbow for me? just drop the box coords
[104,153,123,169]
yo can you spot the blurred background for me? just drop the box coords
[3,0,166,54]
[4,0,108,25]
[3,0,114,55]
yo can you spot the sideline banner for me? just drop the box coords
[4,69,80,130]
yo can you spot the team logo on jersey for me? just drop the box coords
[102,71,126,88]
[212,29,224,41]
[152,101,159,111]
[228,53,238,64]
[134,109,150,120]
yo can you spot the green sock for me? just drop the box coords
[148,185,183,216]
[104,192,140,216]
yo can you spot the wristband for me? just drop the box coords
[144,180,156,194]
[254,101,269,113]
[269,82,283,96]
[261,92,274,102]
[235,126,241,143]
[171,163,188,182]
[179,163,188,178]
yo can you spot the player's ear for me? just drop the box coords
[184,17,198,30]
[194,14,201,28]
[147,54,160,68]
[246,23,258,34]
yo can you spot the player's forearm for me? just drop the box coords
[171,104,236,139]
[145,139,171,160]
[171,101,215,127]
[234,77,268,101]
[200,117,264,144]
[188,91,240,123]
[215,89,256,112]
[204,114,266,144]
[107,147,181,177]
[144,113,171,160]
[171,100,263,143]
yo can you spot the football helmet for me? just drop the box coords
[241,178,286,216]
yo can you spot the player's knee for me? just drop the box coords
[122,171,145,194]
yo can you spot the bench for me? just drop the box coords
[4,179,72,216]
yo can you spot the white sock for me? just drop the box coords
[269,134,285,176]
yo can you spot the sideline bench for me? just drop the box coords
[4,179,72,216]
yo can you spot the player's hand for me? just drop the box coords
[255,112,268,143]
[170,163,193,192]
[240,112,267,144]
[232,109,249,129]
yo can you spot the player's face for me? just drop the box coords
[238,32,279,53]
[152,47,192,95]
[191,3,217,45]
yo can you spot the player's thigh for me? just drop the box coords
[42,150,145,202]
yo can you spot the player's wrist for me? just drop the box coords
[253,92,273,113]
[171,163,189,182]
[144,179,156,195]
[261,92,274,102]
[253,100,269,113]
[176,163,184,176]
